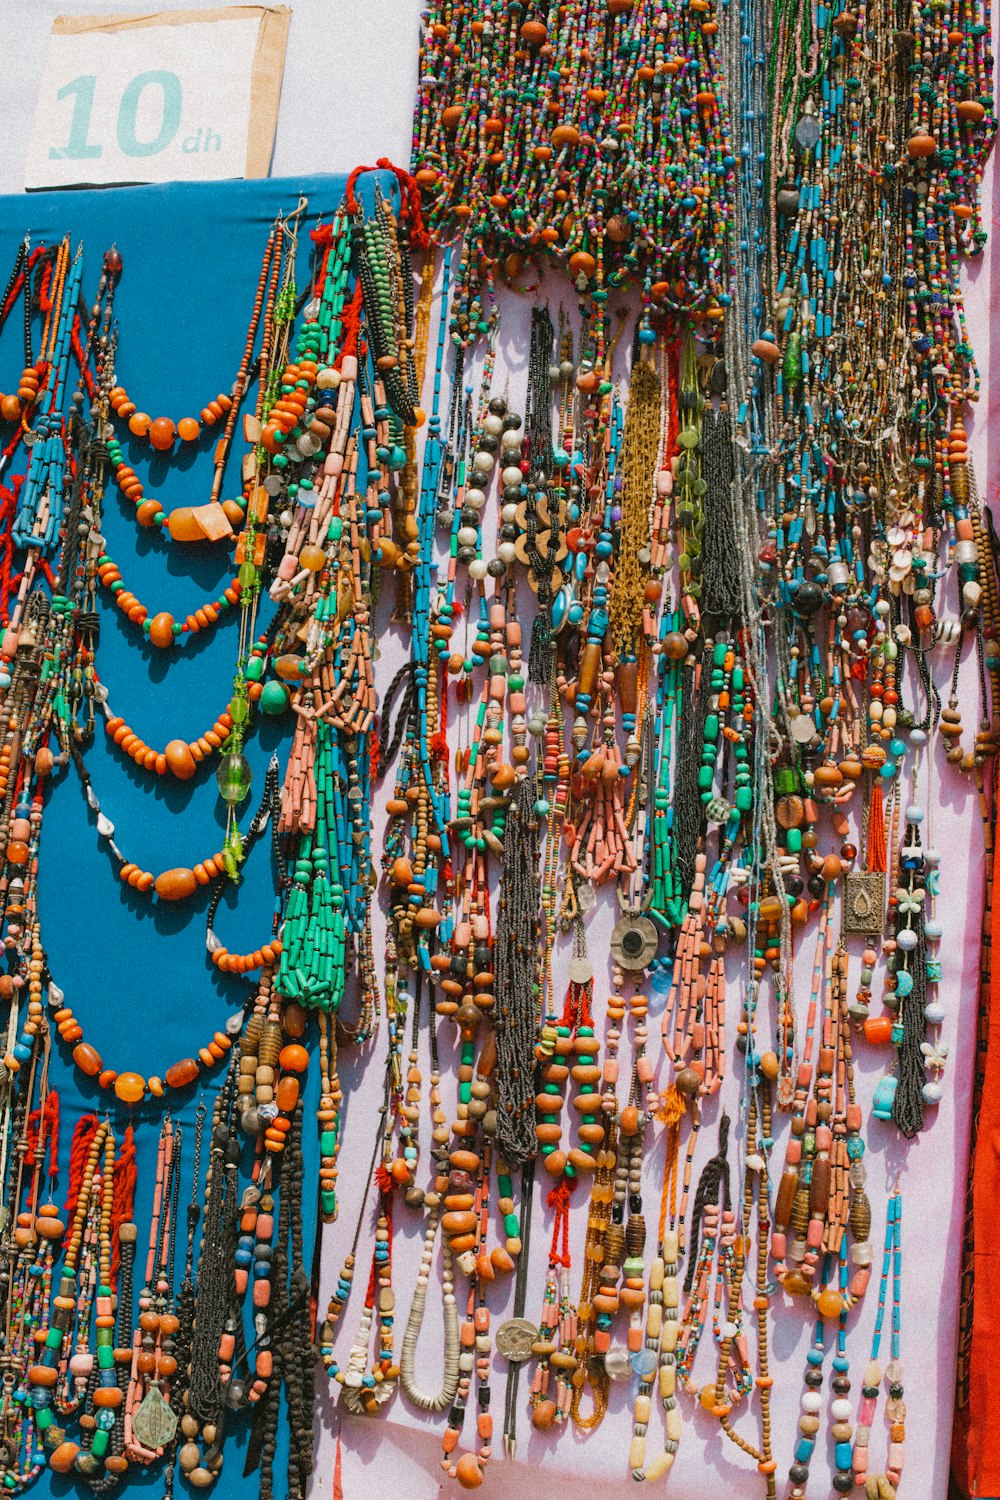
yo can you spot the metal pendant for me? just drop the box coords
[842,871,886,935]
[610,912,659,972]
[495,1317,537,1363]
[131,1387,178,1451]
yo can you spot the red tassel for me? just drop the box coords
[867,780,887,873]
[62,1115,99,1238]
[546,1175,576,1266]
[23,1109,39,1172]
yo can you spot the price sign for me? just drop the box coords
[25,7,290,191]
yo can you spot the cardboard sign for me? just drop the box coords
[25,7,291,190]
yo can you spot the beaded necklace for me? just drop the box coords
[850,1189,904,1498]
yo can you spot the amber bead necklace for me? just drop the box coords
[205,756,286,977]
[68,740,244,904]
[105,221,285,547]
[99,695,237,781]
[80,311,246,652]
[43,937,242,1106]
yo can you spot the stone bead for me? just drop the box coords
[155,867,197,902]
[149,612,175,649]
[149,417,176,450]
[114,1072,145,1104]
[166,1058,200,1090]
[72,1042,103,1077]
[49,1443,80,1474]
[165,739,197,780]
[278,1043,308,1073]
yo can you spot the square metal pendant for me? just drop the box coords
[841,871,886,935]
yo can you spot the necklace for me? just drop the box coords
[850,1188,904,1499]
[105,220,285,544]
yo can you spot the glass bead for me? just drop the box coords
[216,753,253,806]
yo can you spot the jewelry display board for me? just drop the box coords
[0,172,370,1498]
[0,131,993,1498]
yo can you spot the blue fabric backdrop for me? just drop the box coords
[0,171,388,1495]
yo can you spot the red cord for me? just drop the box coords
[333,1431,344,1500]
[0,475,23,626]
[310,222,335,299]
[110,1124,137,1279]
[546,1176,575,1267]
[334,284,364,370]
[70,314,98,400]
[344,159,430,250]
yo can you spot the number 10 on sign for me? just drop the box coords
[50,72,191,161]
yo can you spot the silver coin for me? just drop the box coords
[495,1317,537,1363]
[568,955,594,986]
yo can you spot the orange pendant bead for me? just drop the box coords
[153,867,198,902]
[165,1058,200,1090]
[148,612,175,649]
[114,1071,146,1104]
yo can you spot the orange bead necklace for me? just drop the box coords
[69,740,234,902]
[102,704,235,780]
[94,552,242,648]
[45,956,241,1106]
[0,239,55,431]
[104,220,285,546]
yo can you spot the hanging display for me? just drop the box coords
[0,0,991,1494]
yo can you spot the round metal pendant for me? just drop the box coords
[611,913,659,972]
[496,1317,537,1363]
[568,955,594,986]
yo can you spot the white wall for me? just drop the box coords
[0,0,425,195]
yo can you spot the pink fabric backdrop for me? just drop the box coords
[310,108,999,1500]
